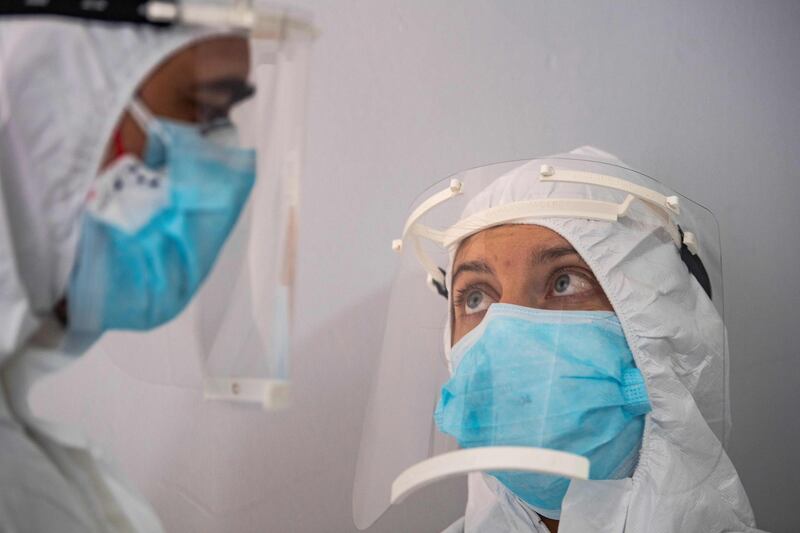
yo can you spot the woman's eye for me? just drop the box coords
[551,272,593,297]
[199,116,234,135]
[464,289,492,315]
[195,104,230,125]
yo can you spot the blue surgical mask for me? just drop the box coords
[67,103,255,334]
[434,303,651,519]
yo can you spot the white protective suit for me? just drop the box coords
[440,148,762,533]
[0,19,211,533]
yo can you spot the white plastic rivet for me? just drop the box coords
[539,164,555,177]
[666,195,680,212]
[683,231,699,255]
[392,239,403,252]
[449,179,463,193]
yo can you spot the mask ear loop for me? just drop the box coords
[128,98,167,140]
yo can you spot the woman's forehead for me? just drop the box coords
[189,36,250,81]
[157,36,250,84]
[454,224,573,264]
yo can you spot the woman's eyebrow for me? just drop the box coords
[451,260,494,287]
[531,245,579,265]
[191,78,255,101]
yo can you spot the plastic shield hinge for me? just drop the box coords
[203,378,291,410]
[682,231,699,255]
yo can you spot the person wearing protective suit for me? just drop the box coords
[0,5,314,531]
[353,147,762,532]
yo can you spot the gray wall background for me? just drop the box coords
[31,1,799,532]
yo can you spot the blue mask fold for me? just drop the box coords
[434,303,651,519]
[67,117,255,333]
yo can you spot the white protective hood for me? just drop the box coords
[0,19,209,362]
[0,17,214,533]
[454,147,760,533]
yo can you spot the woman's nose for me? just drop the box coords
[498,284,538,309]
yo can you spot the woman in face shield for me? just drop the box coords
[353,147,762,533]
[0,13,265,532]
[441,224,644,533]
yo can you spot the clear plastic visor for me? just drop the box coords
[190,13,313,409]
[353,155,726,529]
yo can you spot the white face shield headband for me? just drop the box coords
[395,162,710,375]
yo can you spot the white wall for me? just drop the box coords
[33,2,799,532]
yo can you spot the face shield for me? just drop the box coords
[353,153,727,528]
[65,3,315,409]
[193,12,313,409]
[190,13,313,410]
